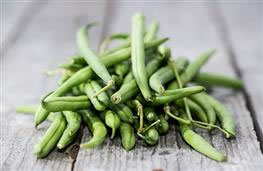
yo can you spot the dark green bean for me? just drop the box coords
[57,111,81,149]
[33,113,66,158]
[179,110,226,162]
[152,86,205,105]
[149,57,189,93]
[109,104,135,124]
[204,93,236,137]
[131,13,152,101]
[143,107,157,122]
[120,123,136,151]
[194,72,243,89]
[155,114,169,135]
[100,110,121,139]
[189,93,216,126]
[41,95,90,112]
[80,109,107,148]
[168,49,215,90]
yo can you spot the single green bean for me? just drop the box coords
[109,104,134,124]
[131,13,152,101]
[114,61,130,78]
[204,93,236,137]
[80,109,107,148]
[57,111,81,149]
[152,86,205,105]
[143,107,157,122]
[16,105,38,114]
[138,127,159,145]
[144,20,159,42]
[155,114,169,135]
[41,95,91,112]
[33,113,66,158]
[179,111,226,162]
[120,123,136,151]
[194,72,243,89]
[100,110,121,139]
[121,71,133,86]
[149,57,189,93]
[168,49,215,90]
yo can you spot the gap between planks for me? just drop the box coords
[207,2,263,152]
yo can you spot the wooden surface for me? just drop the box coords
[1,0,263,171]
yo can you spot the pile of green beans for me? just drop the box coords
[16,12,243,161]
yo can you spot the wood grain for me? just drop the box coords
[74,1,263,170]
[1,0,107,170]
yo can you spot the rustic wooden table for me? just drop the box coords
[1,0,263,170]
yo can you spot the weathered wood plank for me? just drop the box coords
[0,1,107,170]
[216,1,263,150]
[74,1,263,170]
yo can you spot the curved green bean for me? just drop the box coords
[155,114,169,135]
[100,110,121,139]
[120,123,136,151]
[57,111,81,149]
[80,109,107,148]
[109,104,134,124]
[179,111,226,162]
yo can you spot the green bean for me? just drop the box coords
[121,71,133,86]
[41,95,91,112]
[131,13,152,101]
[120,123,136,151]
[194,72,243,89]
[179,110,226,162]
[114,61,130,78]
[111,57,165,104]
[175,98,208,123]
[168,49,215,90]
[126,100,144,133]
[57,111,81,149]
[33,113,66,158]
[77,24,115,97]
[155,114,169,135]
[144,20,159,42]
[189,93,216,126]
[157,45,171,58]
[16,105,38,114]
[164,105,191,124]
[138,127,159,145]
[152,86,205,105]
[84,81,109,111]
[149,57,189,93]
[109,104,134,124]
[204,93,236,137]
[99,33,129,54]
[80,109,107,148]
[100,110,121,139]
[143,107,157,122]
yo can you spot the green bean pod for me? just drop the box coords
[120,123,136,151]
[194,72,243,89]
[152,86,205,105]
[204,94,236,137]
[33,113,66,158]
[155,114,169,135]
[35,37,167,127]
[80,109,107,148]
[142,127,159,145]
[179,111,226,162]
[114,61,130,78]
[149,57,189,93]
[131,13,152,101]
[168,49,215,90]
[189,93,216,125]
[77,24,114,88]
[57,111,81,149]
[41,95,91,112]
[143,107,157,122]
[109,104,134,124]
[99,33,129,54]
[84,81,109,111]
[144,20,159,42]
[16,105,38,114]
[121,71,133,86]
[111,57,165,104]
[175,98,208,123]
[100,110,121,139]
